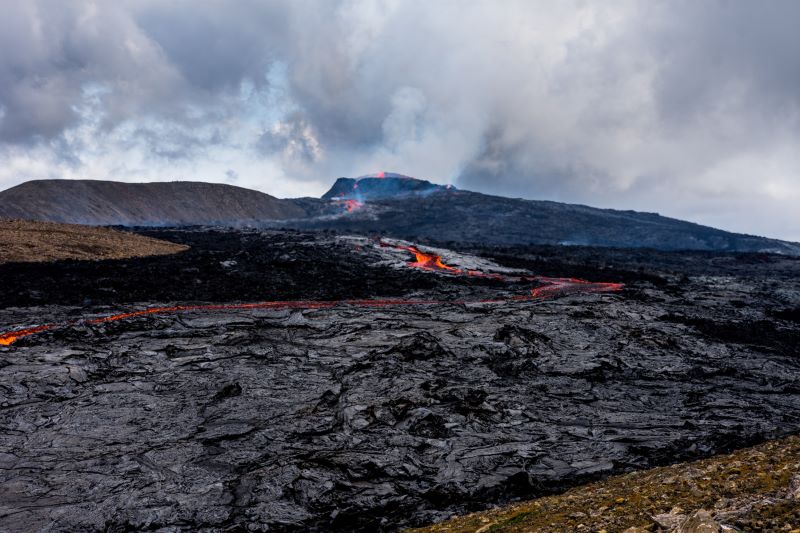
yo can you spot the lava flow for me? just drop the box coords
[382,242,623,292]
[388,243,461,272]
[0,242,622,346]
[336,172,383,213]
[345,199,363,212]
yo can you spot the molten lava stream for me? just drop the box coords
[387,243,462,272]
[345,199,363,212]
[0,242,622,346]
[0,325,56,346]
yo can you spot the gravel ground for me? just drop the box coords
[411,435,800,532]
[0,219,188,264]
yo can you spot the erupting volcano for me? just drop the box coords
[0,239,621,346]
[323,172,454,215]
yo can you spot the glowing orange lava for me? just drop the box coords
[381,242,623,294]
[335,171,388,213]
[0,242,622,346]
[345,199,363,212]
[388,243,461,272]
[0,325,55,346]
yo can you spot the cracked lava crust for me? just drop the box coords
[1,228,799,531]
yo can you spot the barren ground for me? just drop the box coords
[0,228,798,531]
[0,219,188,264]
[412,435,800,532]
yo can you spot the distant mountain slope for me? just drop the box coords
[293,176,800,255]
[2,175,798,254]
[0,180,305,226]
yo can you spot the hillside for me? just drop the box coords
[0,179,305,226]
[293,176,800,254]
[322,172,453,200]
[1,175,798,254]
[412,434,800,532]
[0,219,188,264]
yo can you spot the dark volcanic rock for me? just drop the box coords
[388,331,451,360]
[1,228,800,531]
[294,186,800,254]
[0,229,447,308]
[322,174,452,200]
[3,174,798,254]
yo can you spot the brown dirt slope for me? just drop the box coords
[0,179,306,226]
[0,219,188,264]
[411,436,800,532]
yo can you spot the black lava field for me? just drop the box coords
[1,228,799,531]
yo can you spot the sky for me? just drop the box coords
[0,1,798,241]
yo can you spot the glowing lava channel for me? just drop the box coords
[382,242,623,292]
[345,199,363,212]
[0,242,622,346]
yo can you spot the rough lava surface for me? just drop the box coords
[1,229,799,531]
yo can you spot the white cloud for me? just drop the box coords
[0,0,798,240]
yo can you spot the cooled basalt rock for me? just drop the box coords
[0,228,799,531]
[387,331,451,361]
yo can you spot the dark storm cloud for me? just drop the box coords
[133,1,288,94]
[0,3,87,141]
[0,2,178,142]
[130,125,225,162]
[455,0,800,200]
[649,1,800,126]
[0,1,288,144]
[0,1,798,239]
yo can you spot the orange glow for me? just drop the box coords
[332,171,386,212]
[388,243,461,272]
[332,198,363,213]
[0,324,55,346]
[381,241,623,295]
[345,199,363,212]
[0,242,622,346]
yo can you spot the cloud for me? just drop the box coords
[257,112,323,166]
[0,0,798,240]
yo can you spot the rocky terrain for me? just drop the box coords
[413,435,800,532]
[0,219,188,264]
[290,176,800,254]
[1,228,799,531]
[321,172,452,200]
[2,174,798,254]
